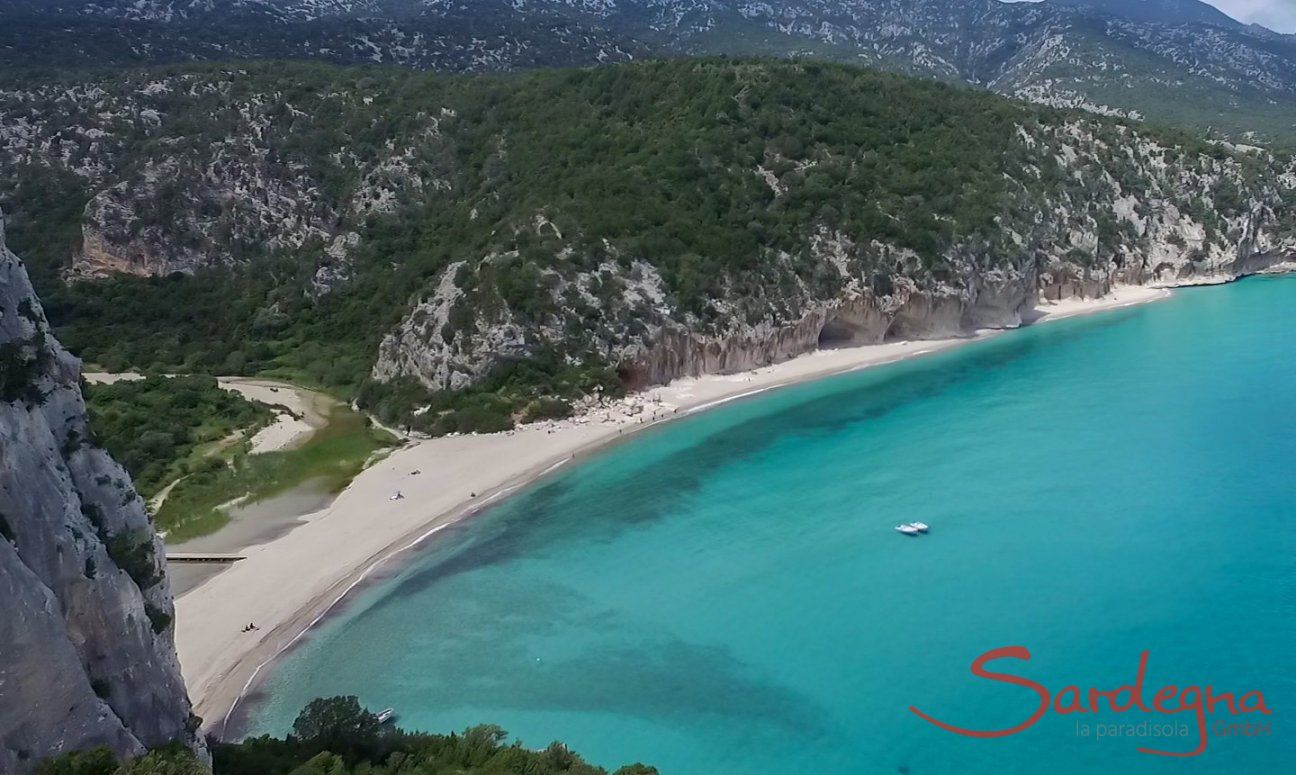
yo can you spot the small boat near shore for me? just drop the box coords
[377,708,397,724]
[895,524,920,536]
[909,522,929,533]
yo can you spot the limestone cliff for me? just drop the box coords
[0,211,205,771]
[372,122,1296,393]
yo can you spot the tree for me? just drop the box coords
[289,696,383,762]
[117,749,206,775]
[36,748,117,775]
[281,752,347,775]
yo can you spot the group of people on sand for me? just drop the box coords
[241,623,258,633]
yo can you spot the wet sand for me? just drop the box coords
[166,478,338,595]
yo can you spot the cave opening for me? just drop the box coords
[817,318,858,349]
[616,363,648,392]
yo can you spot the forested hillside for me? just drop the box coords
[2,59,1294,432]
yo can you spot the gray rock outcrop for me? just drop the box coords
[0,209,206,772]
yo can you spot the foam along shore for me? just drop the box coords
[175,284,1171,735]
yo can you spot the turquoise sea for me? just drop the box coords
[249,276,1296,774]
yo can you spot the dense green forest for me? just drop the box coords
[39,697,654,775]
[4,59,1291,434]
[85,376,272,498]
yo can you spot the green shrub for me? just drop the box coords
[36,747,117,775]
[38,746,206,775]
[522,396,573,422]
[144,604,172,635]
[104,533,161,591]
[0,334,49,405]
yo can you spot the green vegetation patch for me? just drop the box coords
[103,531,161,591]
[155,404,396,542]
[39,695,656,774]
[85,375,273,498]
[37,744,204,775]
[359,353,619,436]
[144,604,172,635]
[0,333,51,405]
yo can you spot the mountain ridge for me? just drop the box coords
[2,0,1294,143]
[1049,0,1246,30]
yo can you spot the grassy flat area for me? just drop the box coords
[156,402,397,542]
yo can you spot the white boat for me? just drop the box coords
[377,708,396,724]
[895,524,920,536]
[908,522,929,533]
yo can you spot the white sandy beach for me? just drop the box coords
[173,285,1170,733]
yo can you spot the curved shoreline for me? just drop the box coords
[176,286,1171,737]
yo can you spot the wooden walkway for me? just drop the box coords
[166,553,246,564]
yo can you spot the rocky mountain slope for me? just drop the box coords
[0,0,644,74]
[1051,0,1244,29]
[2,60,1292,432]
[0,210,205,771]
[2,0,1294,142]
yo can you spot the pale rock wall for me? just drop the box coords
[0,210,205,772]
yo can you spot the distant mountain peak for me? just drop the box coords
[1048,0,1245,29]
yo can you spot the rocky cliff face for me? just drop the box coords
[0,211,205,771]
[372,122,1296,393]
[0,73,450,280]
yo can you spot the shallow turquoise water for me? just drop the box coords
[250,277,1296,773]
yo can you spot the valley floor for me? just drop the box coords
[83,373,331,457]
[174,285,1170,735]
